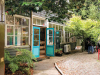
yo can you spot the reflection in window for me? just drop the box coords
[33,18,36,24]
[56,25,58,30]
[41,20,45,25]
[34,29,39,34]
[15,27,21,46]
[49,30,53,34]
[6,15,14,25]
[22,18,29,26]
[7,26,13,35]
[49,24,52,28]
[22,27,29,36]
[6,15,30,46]
[47,30,53,45]
[22,37,28,45]
[37,19,40,25]
[7,36,13,45]
[34,41,39,46]
[15,17,22,25]
[34,35,39,40]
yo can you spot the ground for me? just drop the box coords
[33,50,100,75]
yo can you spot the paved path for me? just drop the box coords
[56,51,100,75]
[33,50,100,75]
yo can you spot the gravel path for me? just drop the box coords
[56,51,100,75]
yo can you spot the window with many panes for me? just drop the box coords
[33,18,45,25]
[49,23,64,43]
[65,31,70,43]
[6,15,30,46]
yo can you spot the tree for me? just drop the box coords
[5,0,71,23]
[65,15,100,51]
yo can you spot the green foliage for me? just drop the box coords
[65,14,100,43]
[55,48,62,53]
[5,49,37,74]
[5,0,71,23]
[8,62,19,73]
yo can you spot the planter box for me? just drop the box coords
[55,53,62,56]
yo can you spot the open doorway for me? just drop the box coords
[40,27,46,58]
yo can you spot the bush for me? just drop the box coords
[5,49,37,74]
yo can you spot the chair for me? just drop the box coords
[98,49,100,60]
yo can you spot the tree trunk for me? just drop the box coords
[82,35,85,52]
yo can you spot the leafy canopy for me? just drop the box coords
[5,0,70,23]
[65,15,100,42]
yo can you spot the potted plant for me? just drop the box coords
[55,48,63,56]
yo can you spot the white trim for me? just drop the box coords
[49,22,64,26]
[32,15,45,20]
[14,16,15,45]
[14,14,30,19]
[4,45,30,48]
[33,24,47,27]
[29,18,30,45]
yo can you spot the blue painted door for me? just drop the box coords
[46,28,54,56]
[32,27,40,58]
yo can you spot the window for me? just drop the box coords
[49,24,52,28]
[6,15,30,46]
[33,18,45,25]
[65,32,70,43]
[0,0,4,22]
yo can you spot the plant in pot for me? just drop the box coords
[5,49,37,75]
[55,48,63,56]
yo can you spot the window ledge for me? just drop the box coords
[4,45,30,48]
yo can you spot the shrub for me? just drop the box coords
[5,49,37,74]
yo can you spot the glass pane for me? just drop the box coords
[49,30,52,34]
[47,37,53,45]
[33,18,36,24]
[37,19,40,25]
[60,37,61,43]
[65,32,68,37]
[53,24,55,28]
[62,31,64,43]
[15,17,22,25]
[6,15,14,25]
[22,18,29,26]
[7,26,13,35]
[41,20,45,25]
[7,36,13,45]
[22,27,29,36]
[61,26,63,30]
[56,25,58,30]
[22,37,28,45]
[34,35,39,40]
[34,29,39,34]
[15,36,21,46]
[34,41,39,46]
[59,31,61,37]
[49,24,52,28]
[15,26,21,35]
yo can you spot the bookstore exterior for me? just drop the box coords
[5,11,76,58]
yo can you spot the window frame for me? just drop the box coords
[5,15,30,47]
[49,23,64,44]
